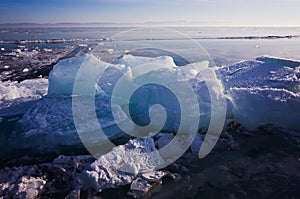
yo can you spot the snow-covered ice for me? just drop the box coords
[0,78,48,109]
[0,78,48,118]
[218,56,300,130]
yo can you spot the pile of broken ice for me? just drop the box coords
[0,54,300,197]
[0,137,169,198]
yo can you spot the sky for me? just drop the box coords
[0,0,300,26]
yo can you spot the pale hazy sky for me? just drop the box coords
[0,0,300,26]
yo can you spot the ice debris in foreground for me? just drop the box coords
[83,137,166,196]
[0,138,168,198]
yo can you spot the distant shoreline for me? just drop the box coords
[1,35,299,44]
[1,23,300,28]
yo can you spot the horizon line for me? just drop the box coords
[0,22,299,28]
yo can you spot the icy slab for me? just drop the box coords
[228,87,300,130]
[218,57,300,131]
[48,55,123,96]
[127,171,168,198]
[256,56,300,68]
[47,56,84,96]
[11,97,80,150]
[11,96,130,151]
[127,177,152,198]
[218,60,300,92]
[84,166,133,192]
[114,54,177,69]
[268,66,300,93]
[48,56,85,96]
[83,137,165,192]
[48,54,179,97]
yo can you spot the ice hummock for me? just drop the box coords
[12,54,209,150]
[0,79,48,110]
[0,78,48,122]
[6,54,300,156]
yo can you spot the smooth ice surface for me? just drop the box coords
[48,56,86,96]
[229,87,300,130]
[114,54,177,69]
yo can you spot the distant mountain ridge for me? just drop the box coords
[0,22,122,27]
[0,21,217,27]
